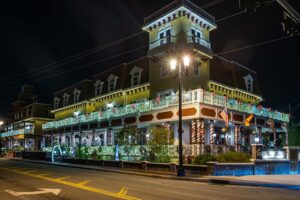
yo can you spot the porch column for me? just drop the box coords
[196,119,201,143]
[191,119,196,144]
[234,124,240,151]
[199,119,205,145]
[209,120,214,145]
[257,127,262,144]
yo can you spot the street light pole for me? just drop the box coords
[170,55,189,177]
[177,61,185,177]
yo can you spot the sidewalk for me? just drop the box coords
[7,158,300,191]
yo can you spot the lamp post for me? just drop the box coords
[0,121,4,157]
[170,55,190,177]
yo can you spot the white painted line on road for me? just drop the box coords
[5,188,61,196]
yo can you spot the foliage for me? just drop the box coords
[192,154,217,165]
[288,121,300,146]
[116,125,137,160]
[216,151,250,163]
[192,152,250,164]
[148,127,174,163]
[76,146,90,159]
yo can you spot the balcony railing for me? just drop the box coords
[187,35,211,49]
[149,35,176,50]
[42,89,289,130]
[0,128,34,138]
[149,34,211,50]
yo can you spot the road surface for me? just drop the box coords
[0,159,299,200]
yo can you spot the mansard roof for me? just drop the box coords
[209,55,262,96]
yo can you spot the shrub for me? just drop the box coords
[216,152,250,163]
[192,154,217,165]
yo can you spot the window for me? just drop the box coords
[191,27,202,43]
[94,80,103,96]
[157,89,174,98]
[63,93,70,107]
[160,64,169,78]
[243,74,254,93]
[129,66,143,87]
[73,89,81,103]
[194,62,201,77]
[107,74,118,92]
[53,97,60,109]
[158,28,171,45]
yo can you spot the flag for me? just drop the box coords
[220,109,229,127]
[245,113,254,127]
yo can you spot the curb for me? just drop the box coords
[7,158,211,183]
[6,158,300,191]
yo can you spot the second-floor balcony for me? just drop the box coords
[0,128,34,138]
[149,34,211,51]
[42,89,289,130]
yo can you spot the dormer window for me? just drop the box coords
[53,97,60,109]
[243,74,254,93]
[107,74,118,92]
[94,80,103,96]
[63,93,70,107]
[129,66,143,87]
[73,88,81,103]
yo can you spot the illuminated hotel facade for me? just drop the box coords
[1,0,289,156]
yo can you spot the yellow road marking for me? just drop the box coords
[77,180,90,186]
[118,187,128,196]
[23,170,37,173]
[55,176,70,181]
[0,167,141,200]
[36,173,49,176]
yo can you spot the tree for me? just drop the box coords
[148,127,174,163]
[288,121,300,146]
[116,125,137,160]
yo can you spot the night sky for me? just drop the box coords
[0,0,299,120]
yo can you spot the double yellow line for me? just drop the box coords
[0,167,141,200]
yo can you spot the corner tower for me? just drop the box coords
[142,0,217,98]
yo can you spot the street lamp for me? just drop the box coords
[170,55,190,177]
[0,121,3,157]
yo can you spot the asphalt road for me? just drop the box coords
[0,159,300,200]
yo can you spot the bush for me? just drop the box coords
[192,154,217,165]
[192,152,251,165]
[216,152,250,163]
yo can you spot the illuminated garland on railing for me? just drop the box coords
[0,129,34,138]
[42,89,289,130]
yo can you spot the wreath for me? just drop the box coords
[139,146,147,156]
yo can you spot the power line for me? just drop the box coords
[201,0,225,9]
[216,8,247,22]
[216,35,292,55]
[0,31,144,84]
[0,45,148,92]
